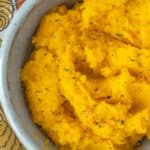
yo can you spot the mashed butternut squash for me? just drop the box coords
[21,0,150,149]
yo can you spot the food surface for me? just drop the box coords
[21,0,150,149]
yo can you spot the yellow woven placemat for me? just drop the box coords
[0,107,25,150]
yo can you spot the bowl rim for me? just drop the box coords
[0,1,39,149]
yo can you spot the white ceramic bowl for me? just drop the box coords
[0,0,75,149]
[0,0,150,150]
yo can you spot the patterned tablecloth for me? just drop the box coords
[0,0,26,149]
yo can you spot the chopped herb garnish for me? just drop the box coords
[55,19,60,22]
[64,68,69,72]
[129,58,135,62]
[36,91,41,93]
[116,33,123,37]
[72,76,76,79]
[120,120,125,125]
[137,53,141,57]
[121,94,124,97]
[94,88,99,92]
[106,96,111,99]
[53,54,57,58]
[95,121,99,125]
[45,88,49,91]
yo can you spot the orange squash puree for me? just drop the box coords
[21,1,150,149]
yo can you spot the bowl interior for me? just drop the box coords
[6,0,150,150]
[7,0,76,149]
